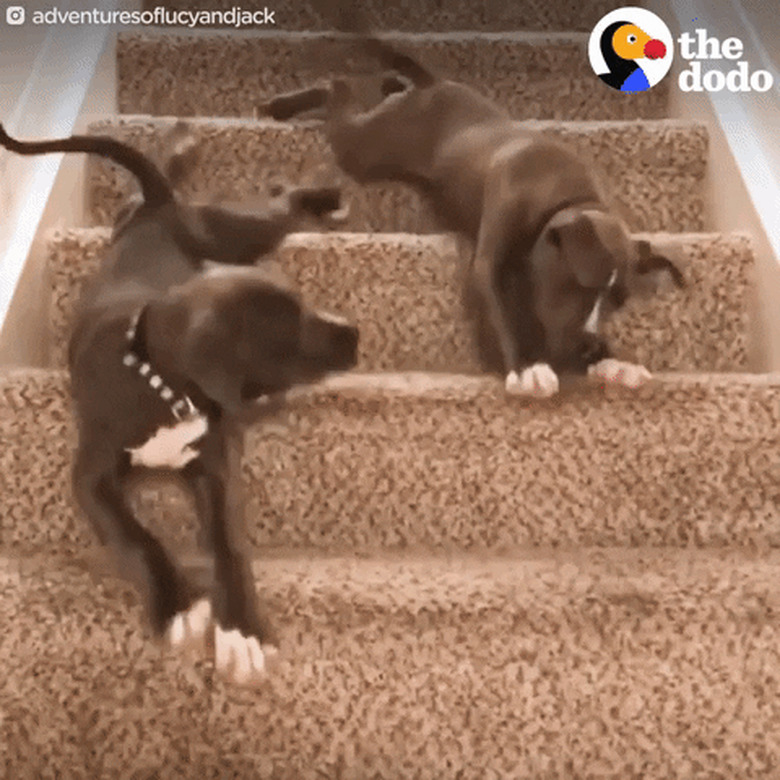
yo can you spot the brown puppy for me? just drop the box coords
[0,123,358,685]
[262,38,684,398]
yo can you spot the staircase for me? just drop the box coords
[2,3,780,778]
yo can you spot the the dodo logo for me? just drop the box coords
[589,7,674,92]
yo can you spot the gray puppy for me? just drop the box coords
[0,123,358,684]
[262,38,684,398]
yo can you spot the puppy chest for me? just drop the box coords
[126,415,209,469]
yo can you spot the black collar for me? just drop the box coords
[123,306,202,422]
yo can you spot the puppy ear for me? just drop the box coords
[180,302,248,414]
[548,209,631,288]
[634,239,687,289]
[145,293,248,415]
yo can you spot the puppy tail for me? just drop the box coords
[0,123,174,208]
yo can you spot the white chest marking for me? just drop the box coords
[584,269,618,334]
[126,415,208,469]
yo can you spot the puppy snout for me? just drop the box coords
[303,311,359,369]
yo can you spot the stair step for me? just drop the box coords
[117,30,668,121]
[138,0,630,32]
[48,229,753,373]
[2,369,778,554]
[86,116,708,234]
[2,547,779,777]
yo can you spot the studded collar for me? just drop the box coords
[123,307,201,422]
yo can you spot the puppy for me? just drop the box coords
[261,38,685,398]
[0,123,358,684]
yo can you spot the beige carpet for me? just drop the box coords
[3,549,780,778]
[2,9,779,779]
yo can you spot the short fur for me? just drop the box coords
[261,38,684,389]
[0,123,358,667]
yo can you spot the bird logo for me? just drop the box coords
[589,8,674,93]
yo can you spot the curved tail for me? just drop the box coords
[0,123,174,208]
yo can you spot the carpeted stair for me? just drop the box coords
[2,11,780,780]
[116,31,670,120]
[3,549,780,778]
[84,116,707,233]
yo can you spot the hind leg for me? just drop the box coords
[259,85,331,120]
[191,182,344,265]
[72,445,196,638]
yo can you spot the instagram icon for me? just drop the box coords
[6,6,26,24]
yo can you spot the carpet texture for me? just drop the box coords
[85,117,708,233]
[4,7,780,778]
[2,370,778,555]
[117,30,669,121]
[46,228,753,373]
[2,548,780,778]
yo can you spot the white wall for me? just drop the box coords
[0,3,123,366]
[660,0,780,371]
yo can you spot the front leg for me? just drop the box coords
[587,356,653,389]
[561,331,652,390]
[183,437,277,686]
[471,197,557,399]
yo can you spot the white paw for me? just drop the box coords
[505,363,560,398]
[167,598,212,651]
[588,358,652,389]
[214,625,278,685]
[325,204,350,225]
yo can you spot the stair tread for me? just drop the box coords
[85,115,708,234]
[2,546,780,777]
[46,228,754,373]
[117,28,669,121]
[2,367,778,552]
[6,545,780,615]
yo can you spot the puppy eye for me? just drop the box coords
[627,34,637,44]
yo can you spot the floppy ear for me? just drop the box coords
[606,239,686,308]
[634,239,687,289]
[547,209,630,288]
[179,301,248,415]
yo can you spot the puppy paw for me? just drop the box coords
[588,358,652,389]
[505,363,559,399]
[324,203,351,226]
[166,598,212,653]
[214,625,279,686]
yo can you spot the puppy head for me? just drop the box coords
[156,265,358,414]
[534,207,684,366]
